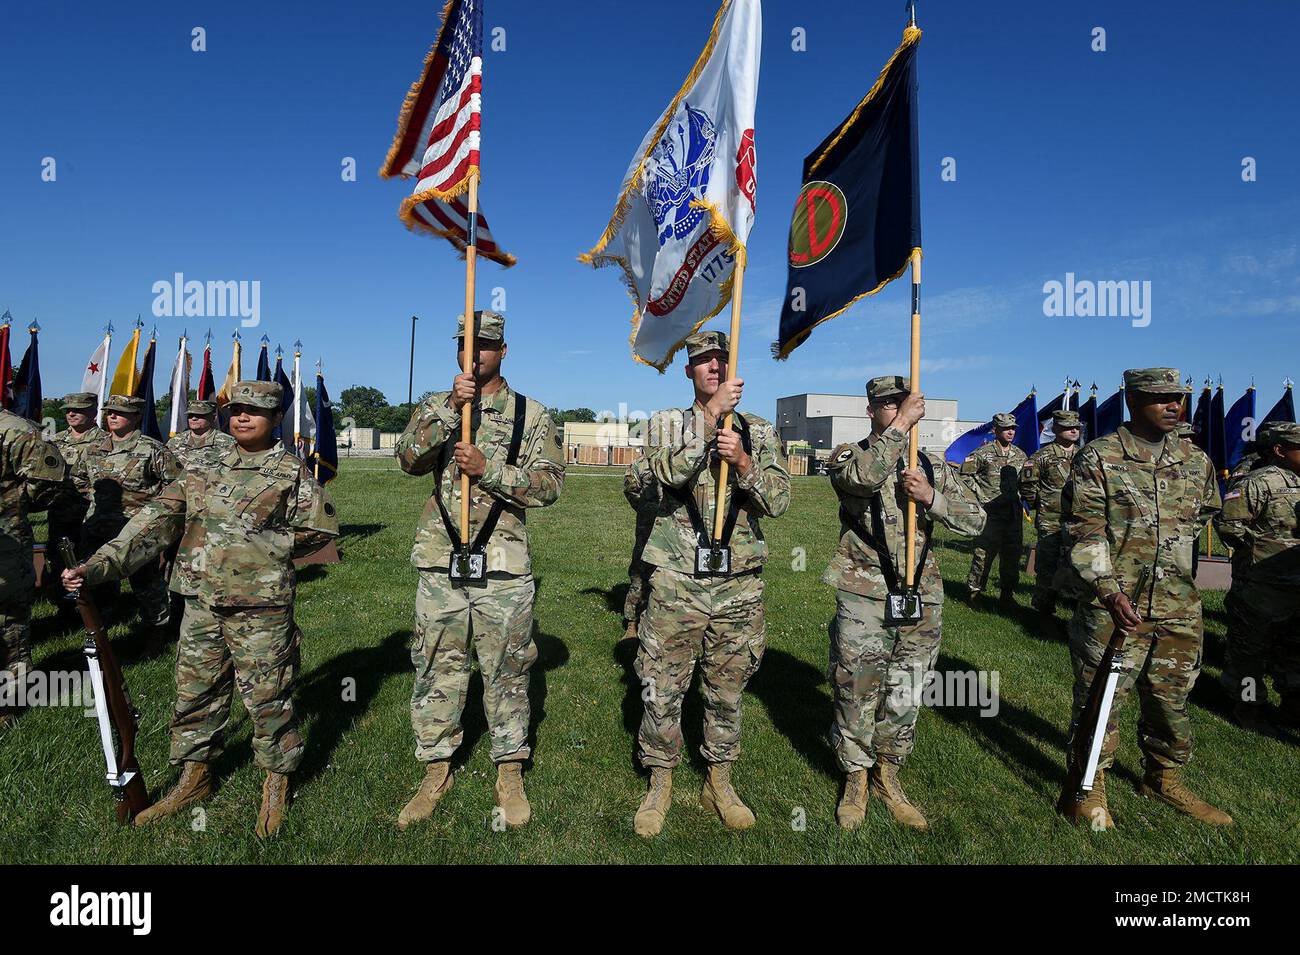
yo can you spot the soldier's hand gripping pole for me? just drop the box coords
[905,250,922,587]
[459,170,482,548]
[712,249,747,543]
[59,537,152,824]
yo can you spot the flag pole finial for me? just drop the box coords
[906,0,917,27]
[29,319,40,333]
[261,334,270,345]
[276,343,283,359]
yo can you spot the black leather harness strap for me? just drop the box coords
[839,448,935,595]
[667,413,753,548]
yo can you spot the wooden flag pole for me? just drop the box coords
[905,249,922,588]
[712,250,747,541]
[459,170,481,547]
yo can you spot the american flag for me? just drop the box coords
[381,0,514,266]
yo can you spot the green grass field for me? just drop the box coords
[3,458,1297,864]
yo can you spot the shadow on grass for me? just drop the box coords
[582,584,629,619]
[749,647,839,778]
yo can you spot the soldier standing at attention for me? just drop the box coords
[166,399,236,471]
[631,330,789,838]
[395,311,565,831]
[73,393,182,650]
[963,412,1028,607]
[45,393,105,604]
[1061,368,1230,829]
[621,453,659,642]
[825,376,986,831]
[1021,409,1082,632]
[0,410,68,726]
[62,382,337,836]
[1213,421,1300,734]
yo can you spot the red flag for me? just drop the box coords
[197,345,216,400]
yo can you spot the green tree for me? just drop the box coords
[549,408,597,424]
[338,386,389,428]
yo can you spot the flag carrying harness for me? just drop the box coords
[431,389,528,581]
[667,413,754,577]
[838,448,935,624]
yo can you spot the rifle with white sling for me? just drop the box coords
[60,537,152,824]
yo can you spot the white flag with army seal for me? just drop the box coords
[580,0,760,371]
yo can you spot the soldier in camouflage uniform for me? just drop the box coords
[1021,409,1082,629]
[1214,421,1300,733]
[44,393,106,604]
[1060,368,1230,829]
[621,453,659,642]
[0,410,68,724]
[962,412,1028,606]
[631,331,789,838]
[825,376,986,831]
[395,311,565,831]
[72,394,183,649]
[64,381,338,837]
[166,399,236,471]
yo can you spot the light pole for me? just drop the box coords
[408,314,419,405]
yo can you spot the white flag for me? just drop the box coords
[168,340,191,437]
[581,0,760,370]
[81,333,111,400]
[291,358,317,456]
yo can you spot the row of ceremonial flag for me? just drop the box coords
[945,380,1298,474]
[0,310,337,483]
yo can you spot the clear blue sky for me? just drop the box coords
[2,0,1296,424]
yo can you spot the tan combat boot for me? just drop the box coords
[397,761,454,830]
[494,762,532,827]
[869,762,928,831]
[835,770,869,830]
[133,761,214,827]
[633,767,672,838]
[256,771,292,839]
[701,762,755,830]
[1139,766,1233,825]
[1062,770,1114,830]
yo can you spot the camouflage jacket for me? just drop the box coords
[83,445,338,607]
[73,430,183,545]
[824,426,986,602]
[960,440,1028,514]
[396,379,564,575]
[1064,426,1220,617]
[1225,453,1260,492]
[1214,464,1300,586]
[167,428,237,472]
[624,454,660,562]
[55,425,107,494]
[0,410,69,602]
[1021,441,1077,534]
[641,404,789,575]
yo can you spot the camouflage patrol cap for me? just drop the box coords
[992,412,1018,429]
[1123,367,1190,394]
[187,400,217,416]
[453,309,505,342]
[61,392,97,411]
[866,375,910,402]
[102,394,144,415]
[1053,410,1082,429]
[1256,421,1300,447]
[684,330,729,359]
[227,380,283,410]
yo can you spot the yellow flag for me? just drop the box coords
[215,339,242,408]
[108,328,141,397]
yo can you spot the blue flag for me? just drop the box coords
[309,373,338,484]
[774,26,922,358]
[945,421,994,464]
[1261,385,1296,426]
[133,337,163,441]
[256,340,272,382]
[273,356,294,445]
[1209,386,1227,474]
[1078,391,1098,443]
[11,325,42,423]
[1012,393,1039,456]
[1190,386,1212,454]
[1095,388,1124,440]
[1224,388,1256,469]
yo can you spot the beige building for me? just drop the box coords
[776,393,983,457]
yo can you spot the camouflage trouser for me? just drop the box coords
[1068,603,1202,771]
[635,566,765,769]
[169,598,303,773]
[624,558,653,626]
[88,562,172,629]
[967,509,1024,597]
[1031,530,1065,613]
[829,589,942,770]
[410,570,537,764]
[0,595,33,676]
[1222,579,1300,706]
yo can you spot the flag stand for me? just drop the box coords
[905,249,922,587]
[712,250,747,541]
[459,170,481,548]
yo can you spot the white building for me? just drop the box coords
[775,393,984,456]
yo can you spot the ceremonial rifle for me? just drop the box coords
[1058,622,1130,820]
[60,537,152,824]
